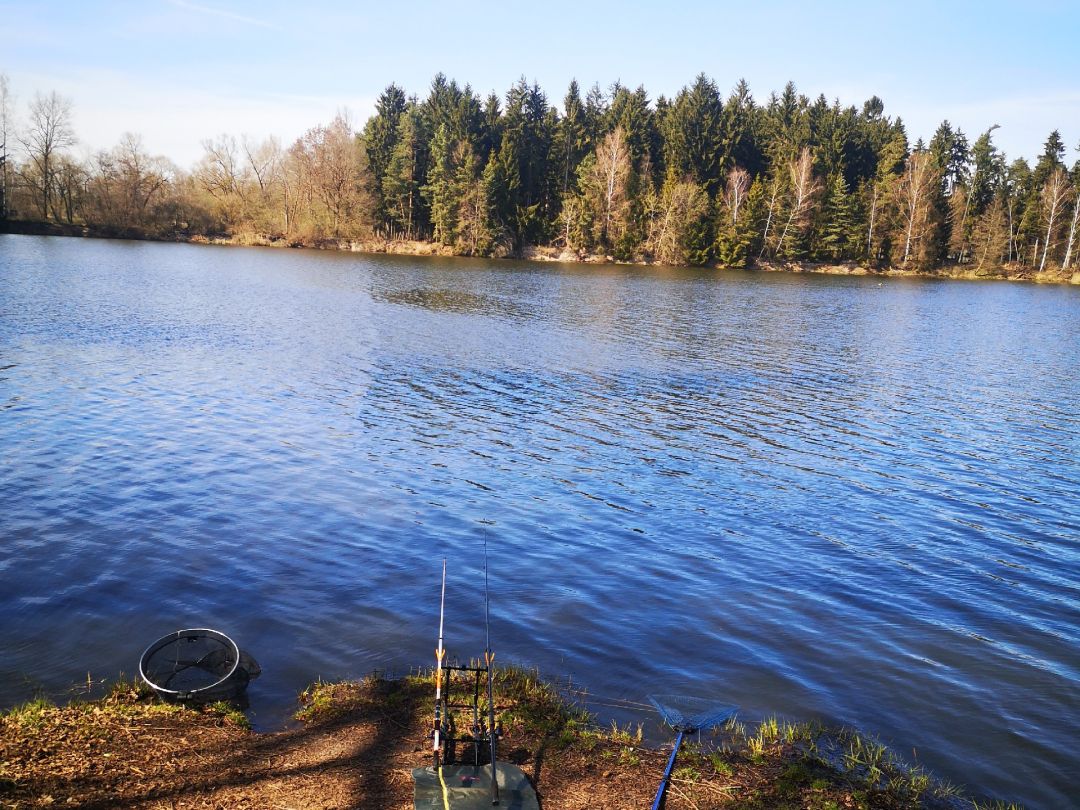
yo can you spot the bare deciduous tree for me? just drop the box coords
[722,166,750,226]
[242,135,286,233]
[18,91,75,219]
[52,154,87,223]
[646,179,709,265]
[290,115,371,239]
[195,135,246,225]
[85,134,172,231]
[971,197,1009,273]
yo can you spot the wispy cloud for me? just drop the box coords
[167,0,280,31]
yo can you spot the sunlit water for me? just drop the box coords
[1,234,1077,807]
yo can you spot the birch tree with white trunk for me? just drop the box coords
[774,146,820,259]
[1039,166,1070,271]
[722,166,750,227]
[896,151,938,266]
[1062,187,1080,270]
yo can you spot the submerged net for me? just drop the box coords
[140,629,260,703]
[648,694,737,732]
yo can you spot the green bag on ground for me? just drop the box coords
[412,762,539,810]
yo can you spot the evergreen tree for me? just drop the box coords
[662,74,726,196]
[722,80,761,178]
[423,124,460,245]
[583,83,607,146]
[362,83,407,230]
[478,92,502,161]
[816,173,857,261]
[382,104,428,238]
[483,136,520,250]
[928,120,970,262]
[456,149,495,256]
[554,80,589,198]
[1033,130,1066,186]
[761,82,810,165]
[500,78,555,248]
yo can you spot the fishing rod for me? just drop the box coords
[484,538,500,806]
[433,559,447,768]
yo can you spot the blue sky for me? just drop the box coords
[2,0,1078,167]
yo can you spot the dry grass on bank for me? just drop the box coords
[1,668,1016,810]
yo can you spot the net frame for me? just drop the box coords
[139,628,240,699]
[648,694,737,732]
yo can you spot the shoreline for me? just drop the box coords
[0,667,1020,809]
[3,219,1078,287]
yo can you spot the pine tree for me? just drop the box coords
[483,137,520,251]
[817,173,856,261]
[382,105,428,238]
[423,124,460,245]
[554,80,589,198]
[928,120,970,263]
[456,149,495,256]
[500,78,554,248]
[362,84,407,230]
[662,74,726,196]
[721,79,761,178]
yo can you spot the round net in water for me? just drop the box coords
[139,628,256,702]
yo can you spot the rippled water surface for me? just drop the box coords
[1,234,1078,807]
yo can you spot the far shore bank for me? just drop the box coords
[0,666,1020,809]
[3,218,1078,287]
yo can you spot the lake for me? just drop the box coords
[1,234,1077,808]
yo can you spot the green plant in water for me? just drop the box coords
[758,716,780,743]
[747,734,766,761]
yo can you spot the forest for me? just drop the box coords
[2,71,1079,275]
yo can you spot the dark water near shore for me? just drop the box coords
[1,234,1078,807]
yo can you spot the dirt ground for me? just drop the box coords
[0,671,984,810]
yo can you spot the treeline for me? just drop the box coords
[2,72,1080,273]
